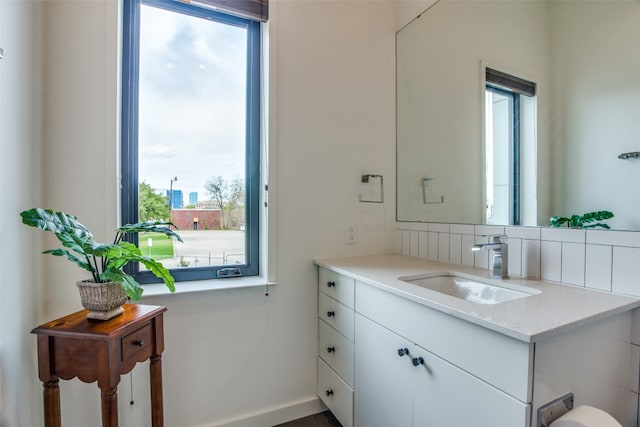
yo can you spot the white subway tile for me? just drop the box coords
[475,224,505,236]
[409,231,419,257]
[521,239,540,279]
[541,241,562,282]
[438,233,450,263]
[561,242,585,286]
[429,223,450,233]
[522,239,541,279]
[631,344,640,394]
[401,230,411,255]
[632,309,640,346]
[449,233,462,265]
[428,231,439,261]
[418,231,429,259]
[505,226,541,240]
[508,238,522,277]
[585,244,612,292]
[540,228,586,243]
[450,223,474,234]
[612,247,640,297]
[461,234,475,267]
[587,229,640,248]
[474,235,490,270]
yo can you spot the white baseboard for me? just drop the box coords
[204,396,327,427]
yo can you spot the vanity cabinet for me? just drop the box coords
[317,264,635,427]
[317,268,355,427]
[355,314,528,427]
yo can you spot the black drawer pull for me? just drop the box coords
[325,389,334,397]
[397,348,409,357]
[133,339,145,347]
[327,346,336,353]
[412,356,425,367]
[327,281,336,288]
[326,311,335,317]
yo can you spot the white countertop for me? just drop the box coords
[314,254,640,343]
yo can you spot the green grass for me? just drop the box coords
[138,232,175,260]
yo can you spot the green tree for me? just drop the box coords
[204,176,244,229]
[139,181,170,222]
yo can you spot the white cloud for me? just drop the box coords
[141,144,177,158]
[137,4,248,198]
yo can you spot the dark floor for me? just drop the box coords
[273,411,342,427]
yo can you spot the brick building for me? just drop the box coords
[170,209,221,231]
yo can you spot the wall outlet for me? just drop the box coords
[345,224,357,244]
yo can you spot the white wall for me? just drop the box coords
[14,1,398,426]
[0,1,44,426]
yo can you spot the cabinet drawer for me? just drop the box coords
[318,358,353,427]
[121,323,153,363]
[355,281,532,401]
[319,319,354,386]
[319,268,355,309]
[319,292,354,341]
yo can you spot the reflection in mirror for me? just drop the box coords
[396,0,640,230]
[484,68,537,226]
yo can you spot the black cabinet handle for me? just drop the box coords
[327,346,336,353]
[133,339,145,347]
[327,281,336,288]
[412,356,425,367]
[397,348,409,357]
[327,311,335,317]
[325,389,334,397]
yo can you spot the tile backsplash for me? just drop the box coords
[395,222,640,298]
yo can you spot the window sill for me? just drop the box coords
[140,276,277,299]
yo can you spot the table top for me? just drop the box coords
[31,304,166,340]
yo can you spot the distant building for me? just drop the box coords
[166,189,183,209]
[170,209,221,230]
[189,192,198,206]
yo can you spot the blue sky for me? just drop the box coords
[138,4,247,202]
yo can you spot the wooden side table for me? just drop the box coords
[32,304,167,427]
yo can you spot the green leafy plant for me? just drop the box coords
[20,208,182,301]
[549,210,614,229]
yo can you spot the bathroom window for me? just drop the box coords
[484,68,536,226]
[121,0,263,283]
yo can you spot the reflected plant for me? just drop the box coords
[549,210,614,229]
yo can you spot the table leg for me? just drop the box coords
[43,379,61,427]
[101,387,119,427]
[150,354,164,427]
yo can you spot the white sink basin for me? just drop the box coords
[399,272,539,304]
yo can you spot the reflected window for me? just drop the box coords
[484,68,536,226]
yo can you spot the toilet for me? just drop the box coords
[549,405,622,427]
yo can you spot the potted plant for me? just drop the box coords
[20,208,182,320]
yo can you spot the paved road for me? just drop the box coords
[160,230,246,268]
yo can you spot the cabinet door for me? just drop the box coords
[355,314,414,427]
[412,346,530,427]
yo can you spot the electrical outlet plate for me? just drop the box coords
[345,224,357,244]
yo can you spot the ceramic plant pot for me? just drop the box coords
[76,280,127,320]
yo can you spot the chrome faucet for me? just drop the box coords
[472,234,509,279]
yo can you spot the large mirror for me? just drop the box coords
[397,0,640,230]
